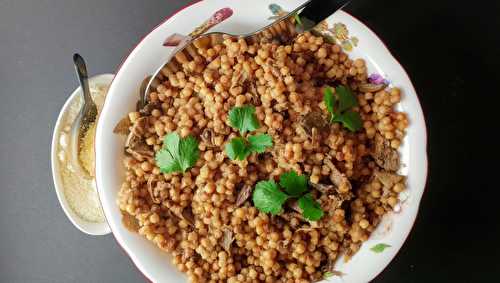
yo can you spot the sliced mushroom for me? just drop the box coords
[319,258,346,280]
[235,184,253,207]
[374,170,405,188]
[126,139,154,161]
[324,159,352,192]
[147,177,169,204]
[200,128,215,148]
[301,111,329,136]
[309,182,336,194]
[113,116,131,135]
[121,211,140,232]
[371,134,400,171]
[139,102,162,116]
[287,199,301,213]
[221,227,234,253]
[130,116,148,137]
[358,83,387,93]
[181,207,195,226]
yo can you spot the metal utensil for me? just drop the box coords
[70,53,98,178]
[139,0,350,108]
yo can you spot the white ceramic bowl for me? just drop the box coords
[51,73,113,236]
[95,1,428,282]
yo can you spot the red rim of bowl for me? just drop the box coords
[94,1,428,282]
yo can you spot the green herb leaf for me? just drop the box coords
[323,270,346,279]
[279,170,308,197]
[248,134,273,153]
[225,137,251,161]
[333,110,363,132]
[228,105,260,135]
[156,132,199,173]
[252,180,289,215]
[298,193,324,221]
[336,85,358,113]
[323,86,362,132]
[323,87,336,117]
[370,243,391,253]
[323,271,334,279]
[294,13,303,27]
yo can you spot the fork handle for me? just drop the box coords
[299,0,351,25]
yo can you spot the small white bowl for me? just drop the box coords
[51,73,114,236]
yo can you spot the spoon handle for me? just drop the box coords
[73,53,92,106]
[300,0,351,26]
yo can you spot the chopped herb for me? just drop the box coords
[323,86,362,132]
[228,105,260,135]
[279,170,308,197]
[155,132,199,173]
[248,134,273,153]
[298,193,324,221]
[336,85,358,112]
[333,110,363,132]
[225,106,273,161]
[294,13,303,27]
[370,243,391,253]
[225,137,251,161]
[252,180,289,215]
[323,270,346,279]
[323,271,334,279]
[252,171,324,221]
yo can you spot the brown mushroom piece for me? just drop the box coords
[221,227,234,253]
[139,102,162,116]
[309,182,336,194]
[371,134,400,171]
[358,83,387,93]
[301,111,329,136]
[125,134,154,161]
[130,116,148,137]
[200,128,215,148]
[374,170,405,188]
[147,176,169,204]
[113,116,131,135]
[125,118,154,161]
[324,159,352,192]
[181,207,195,227]
[235,184,253,207]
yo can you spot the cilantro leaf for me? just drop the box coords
[333,110,363,132]
[225,137,251,161]
[155,149,182,173]
[323,86,362,132]
[336,85,358,113]
[324,87,336,118]
[323,270,346,279]
[155,132,199,173]
[248,134,273,153]
[279,170,308,197]
[297,193,324,221]
[294,13,303,27]
[252,180,289,215]
[228,105,260,135]
[370,243,391,253]
[323,271,334,279]
[178,135,200,170]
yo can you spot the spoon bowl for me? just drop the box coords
[71,54,98,178]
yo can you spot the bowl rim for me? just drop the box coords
[50,73,114,236]
[95,0,428,281]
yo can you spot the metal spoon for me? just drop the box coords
[70,53,98,178]
[139,0,350,107]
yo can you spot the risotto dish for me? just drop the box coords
[115,26,408,282]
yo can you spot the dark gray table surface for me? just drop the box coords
[1,0,498,282]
